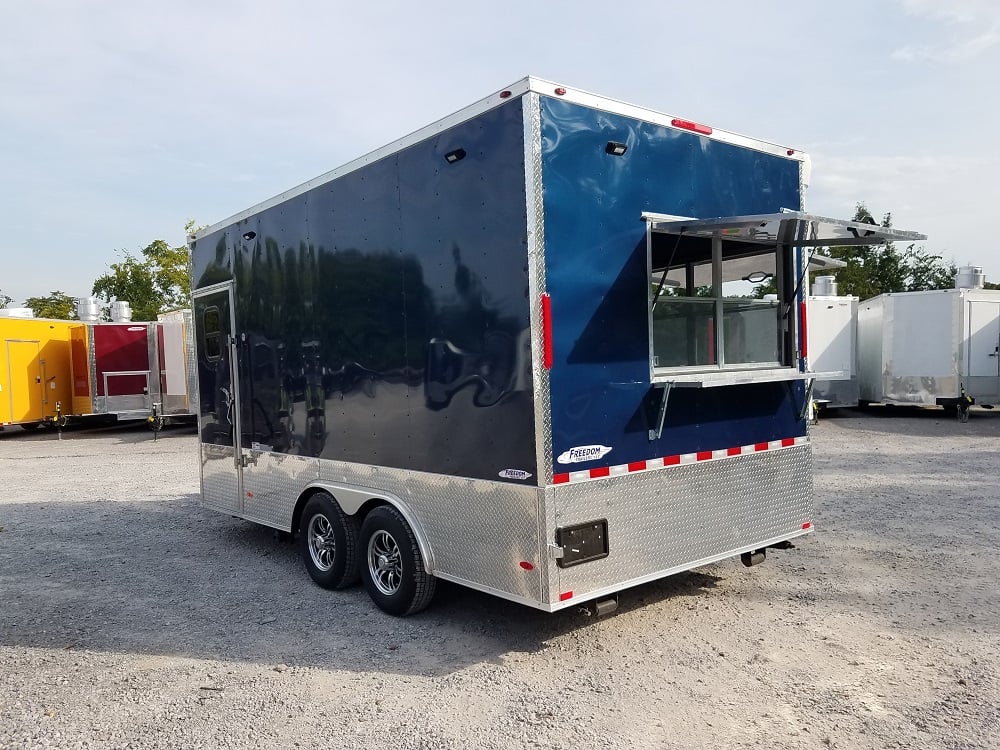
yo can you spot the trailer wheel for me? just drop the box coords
[360,506,436,616]
[300,492,360,589]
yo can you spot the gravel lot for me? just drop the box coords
[1,409,998,750]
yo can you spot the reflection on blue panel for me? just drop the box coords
[541,97,806,471]
[193,100,536,483]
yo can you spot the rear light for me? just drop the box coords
[541,293,553,369]
[671,118,713,135]
[559,591,573,601]
[800,301,808,359]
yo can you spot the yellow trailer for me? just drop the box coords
[0,317,75,430]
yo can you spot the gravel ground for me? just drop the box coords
[1,409,998,750]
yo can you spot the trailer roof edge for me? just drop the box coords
[190,77,807,243]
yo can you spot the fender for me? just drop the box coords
[302,481,436,575]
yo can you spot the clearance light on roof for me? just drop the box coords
[554,87,567,96]
[671,118,713,136]
[499,90,512,99]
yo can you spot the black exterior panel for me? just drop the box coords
[192,100,536,483]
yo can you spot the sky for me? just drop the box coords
[2,0,999,307]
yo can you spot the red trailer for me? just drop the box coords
[71,322,158,420]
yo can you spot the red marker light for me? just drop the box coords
[541,293,553,369]
[519,561,534,571]
[554,87,567,96]
[500,90,512,99]
[787,149,795,156]
[559,591,573,601]
[802,522,812,530]
[671,118,713,136]
[800,301,808,359]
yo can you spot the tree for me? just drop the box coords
[24,291,77,320]
[0,290,11,308]
[818,203,955,299]
[91,251,161,320]
[903,246,956,292]
[91,221,194,321]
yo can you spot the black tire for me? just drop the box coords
[359,505,436,616]
[299,492,360,589]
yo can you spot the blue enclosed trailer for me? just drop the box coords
[189,77,923,615]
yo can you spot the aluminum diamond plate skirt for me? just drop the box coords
[317,460,546,605]
[201,443,240,515]
[547,445,813,607]
[198,442,811,611]
[242,451,319,529]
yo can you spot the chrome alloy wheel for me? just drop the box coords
[367,530,402,596]
[307,513,336,572]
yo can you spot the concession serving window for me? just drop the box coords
[643,211,926,388]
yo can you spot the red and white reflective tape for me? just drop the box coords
[552,435,809,485]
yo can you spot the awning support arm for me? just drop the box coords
[649,381,673,441]
[799,378,815,422]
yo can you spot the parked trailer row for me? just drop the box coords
[0,309,198,430]
[804,268,1000,418]
[189,77,924,616]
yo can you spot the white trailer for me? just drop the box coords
[857,268,1000,416]
[807,275,859,410]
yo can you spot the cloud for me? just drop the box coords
[893,0,1000,61]
[806,151,1000,270]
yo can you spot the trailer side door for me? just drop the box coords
[5,339,43,423]
[967,300,1000,403]
[193,283,244,514]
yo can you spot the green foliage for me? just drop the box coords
[91,252,161,321]
[820,203,955,299]
[0,290,11,308]
[91,222,194,321]
[903,247,957,292]
[24,291,77,320]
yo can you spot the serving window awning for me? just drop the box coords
[643,210,926,271]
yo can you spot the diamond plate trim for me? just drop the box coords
[523,93,556,602]
[546,444,813,606]
[524,92,551,485]
[317,460,546,604]
[242,451,319,529]
[201,443,240,514]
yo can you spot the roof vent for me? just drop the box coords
[77,297,101,322]
[110,300,133,322]
[812,276,838,296]
[955,266,984,290]
[0,307,34,319]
